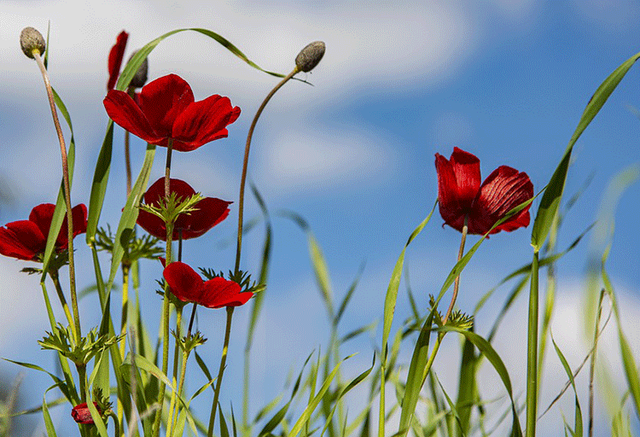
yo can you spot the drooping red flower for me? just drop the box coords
[0,203,88,261]
[71,402,101,425]
[107,30,128,90]
[435,147,533,235]
[137,178,231,241]
[163,262,253,308]
[103,74,241,152]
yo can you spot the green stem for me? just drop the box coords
[525,251,540,437]
[235,68,298,274]
[118,263,130,432]
[152,139,175,437]
[32,51,80,342]
[208,307,235,437]
[48,270,76,339]
[169,305,197,437]
[442,218,468,325]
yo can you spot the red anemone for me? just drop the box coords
[0,203,87,261]
[435,147,533,235]
[103,74,240,152]
[136,178,231,241]
[163,261,253,308]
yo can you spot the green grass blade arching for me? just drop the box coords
[40,88,76,277]
[551,335,583,437]
[531,49,640,251]
[86,120,113,245]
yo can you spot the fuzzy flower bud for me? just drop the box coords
[20,27,46,59]
[128,50,149,88]
[295,41,325,73]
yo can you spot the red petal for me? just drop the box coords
[104,90,163,144]
[71,402,100,425]
[57,204,88,248]
[136,209,166,240]
[469,166,534,234]
[435,148,481,232]
[177,198,231,239]
[138,74,194,138]
[107,31,128,90]
[163,262,205,303]
[201,277,252,308]
[172,96,241,150]
[29,203,55,238]
[0,220,45,260]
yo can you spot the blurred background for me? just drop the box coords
[1,0,640,435]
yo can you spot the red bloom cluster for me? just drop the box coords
[103,74,240,152]
[163,262,253,308]
[435,147,533,235]
[71,402,101,425]
[0,204,87,261]
[137,178,231,241]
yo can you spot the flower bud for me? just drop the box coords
[128,50,149,88]
[295,41,325,73]
[20,27,46,59]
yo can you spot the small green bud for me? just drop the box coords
[128,50,149,88]
[295,41,325,72]
[20,27,46,59]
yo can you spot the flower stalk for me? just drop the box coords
[27,31,82,349]
[208,306,234,437]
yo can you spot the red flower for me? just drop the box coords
[163,262,253,308]
[435,147,533,235]
[137,178,231,241]
[103,74,241,152]
[107,30,128,90]
[0,204,88,261]
[71,402,101,425]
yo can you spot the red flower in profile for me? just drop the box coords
[163,262,253,308]
[103,74,240,152]
[71,402,101,425]
[137,178,231,241]
[435,147,533,235]
[0,204,88,261]
[107,30,128,90]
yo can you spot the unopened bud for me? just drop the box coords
[20,27,46,59]
[295,41,325,73]
[128,51,149,88]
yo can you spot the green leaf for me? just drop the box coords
[531,50,640,250]
[86,121,113,244]
[551,335,583,437]
[42,385,59,437]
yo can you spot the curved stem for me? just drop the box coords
[235,68,298,274]
[33,51,80,342]
[442,217,468,325]
[208,307,235,437]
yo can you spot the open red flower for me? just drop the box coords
[0,203,88,261]
[107,30,128,90]
[137,178,231,241]
[103,74,240,152]
[71,402,101,425]
[163,262,253,308]
[435,147,533,235]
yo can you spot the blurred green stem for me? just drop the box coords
[49,269,76,340]
[526,251,540,437]
[208,307,235,437]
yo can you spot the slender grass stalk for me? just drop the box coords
[443,218,468,325]
[208,306,235,437]
[32,50,81,344]
[234,68,298,274]
[48,270,76,337]
[525,251,540,437]
[152,139,175,437]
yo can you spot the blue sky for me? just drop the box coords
[1,1,640,435]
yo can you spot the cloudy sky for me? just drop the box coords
[1,0,640,435]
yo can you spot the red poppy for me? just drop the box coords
[71,402,101,425]
[435,147,533,235]
[137,178,231,241]
[163,261,253,308]
[103,74,241,152]
[107,30,128,90]
[0,204,88,261]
